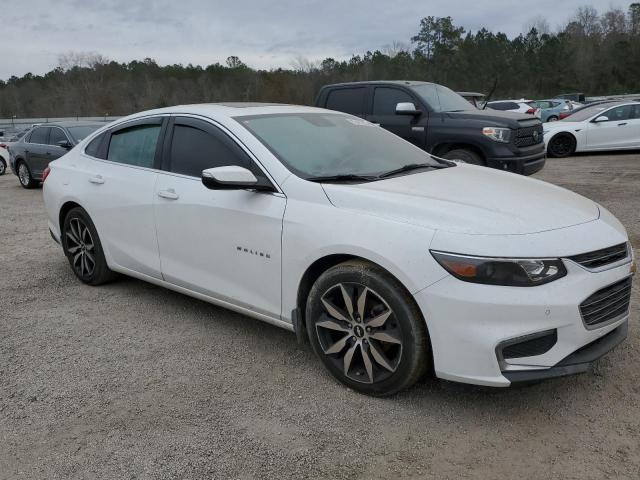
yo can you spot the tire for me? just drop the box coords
[0,159,6,176]
[547,115,558,122]
[17,161,37,188]
[305,260,430,396]
[548,133,576,158]
[441,148,484,166]
[62,207,116,285]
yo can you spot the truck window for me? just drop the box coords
[372,88,415,115]
[325,88,366,116]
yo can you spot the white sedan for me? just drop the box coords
[544,102,640,157]
[42,104,634,395]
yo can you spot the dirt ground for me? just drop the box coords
[1,153,639,480]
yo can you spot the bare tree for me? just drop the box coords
[381,41,410,57]
[58,51,108,71]
[524,15,551,35]
[291,56,318,73]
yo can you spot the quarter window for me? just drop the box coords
[85,133,106,158]
[325,88,366,116]
[107,124,161,168]
[29,127,49,144]
[372,88,415,115]
[168,122,251,177]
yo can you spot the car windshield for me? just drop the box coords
[561,104,611,122]
[68,125,101,142]
[237,113,443,180]
[410,84,473,113]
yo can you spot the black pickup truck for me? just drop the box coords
[315,81,546,175]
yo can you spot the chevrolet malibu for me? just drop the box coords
[42,103,635,396]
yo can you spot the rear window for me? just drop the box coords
[325,88,366,116]
[29,127,49,144]
[488,102,518,111]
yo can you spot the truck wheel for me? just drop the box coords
[442,149,484,166]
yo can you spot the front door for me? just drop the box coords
[586,105,636,149]
[367,87,427,147]
[153,116,286,319]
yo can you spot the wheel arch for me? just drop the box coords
[547,131,577,156]
[432,142,486,161]
[58,200,84,233]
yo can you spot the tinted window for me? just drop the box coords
[107,124,161,168]
[411,84,472,112]
[325,88,365,116]
[169,124,249,177]
[68,125,100,142]
[602,105,633,122]
[29,127,49,144]
[372,88,414,115]
[631,104,640,119]
[488,102,518,111]
[49,128,68,146]
[85,133,105,158]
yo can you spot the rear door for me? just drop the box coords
[323,87,367,118]
[80,117,165,278]
[153,116,285,319]
[367,86,426,147]
[25,126,51,177]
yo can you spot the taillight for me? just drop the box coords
[525,108,536,114]
[0,143,6,149]
[42,166,51,182]
[559,112,570,119]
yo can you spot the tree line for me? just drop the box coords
[1,3,639,118]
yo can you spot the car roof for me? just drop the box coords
[37,121,106,128]
[322,80,434,88]
[457,92,485,96]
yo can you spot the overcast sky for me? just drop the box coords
[2,0,624,80]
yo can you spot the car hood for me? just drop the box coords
[444,109,533,128]
[321,165,600,235]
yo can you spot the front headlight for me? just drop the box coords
[482,127,511,143]
[430,251,567,287]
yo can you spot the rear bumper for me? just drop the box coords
[503,320,628,384]
[487,150,546,175]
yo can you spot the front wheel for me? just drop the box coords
[62,207,116,285]
[306,260,430,396]
[0,159,6,175]
[441,148,484,166]
[547,115,558,122]
[548,133,576,158]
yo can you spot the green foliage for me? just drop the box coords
[2,4,640,117]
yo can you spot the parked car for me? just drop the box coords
[43,103,633,395]
[486,99,542,118]
[316,81,545,175]
[544,102,640,157]
[457,91,485,108]
[556,92,586,103]
[536,99,573,122]
[0,142,9,175]
[10,122,102,188]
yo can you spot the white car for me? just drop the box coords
[544,102,640,157]
[42,104,634,395]
[486,99,542,118]
[0,143,8,175]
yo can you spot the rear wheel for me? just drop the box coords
[547,115,558,122]
[17,161,36,188]
[306,260,430,396]
[0,159,6,175]
[442,148,484,166]
[62,207,116,285]
[548,133,576,158]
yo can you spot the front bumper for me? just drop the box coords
[486,149,546,176]
[414,258,634,387]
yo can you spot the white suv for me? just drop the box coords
[42,104,634,395]
[487,99,542,118]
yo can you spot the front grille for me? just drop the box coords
[501,330,558,359]
[514,124,543,147]
[580,277,632,327]
[569,243,628,269]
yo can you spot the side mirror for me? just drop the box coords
[395,102,421,116]
[593,116,609,123]
[201,166,274,191]
[57,140,73,149]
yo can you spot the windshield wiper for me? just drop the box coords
[307,173,378,183]
[376,163,441,179]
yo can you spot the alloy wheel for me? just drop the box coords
[315,283,403,384]
[550,135,574,157]
[18,163,30,185]
[65,217,96,277]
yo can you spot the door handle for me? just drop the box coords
[618,122,627,126]
[157,189,179,200]
[88,175,104,185]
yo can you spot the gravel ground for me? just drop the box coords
[1,153,639,480]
